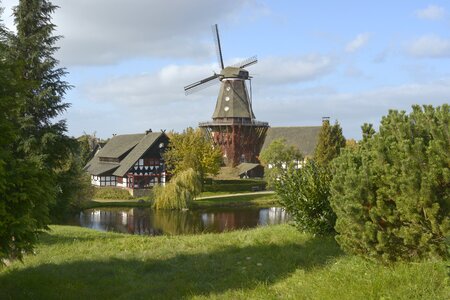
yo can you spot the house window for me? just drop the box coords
[100,176,116,186]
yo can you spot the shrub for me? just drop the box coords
[330,105,450,263]
[94,187,133,200]
[154,168,201,210]
[275,161,336,235]
[203,180,267,193]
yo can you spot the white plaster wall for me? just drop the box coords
[91,175,101,186]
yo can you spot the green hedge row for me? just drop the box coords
[203,181,267,192]
[93,187,134,200]
[204,179,266,185]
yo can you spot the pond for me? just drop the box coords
[65,207,290,236]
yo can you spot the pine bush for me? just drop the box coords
[330,105,450,263]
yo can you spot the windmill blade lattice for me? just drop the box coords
[184,73,220,95]
[231,56,258,69]
[212,24,225,70]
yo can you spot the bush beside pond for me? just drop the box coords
[93,187,134,200]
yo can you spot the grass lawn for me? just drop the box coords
[0,225,447,300]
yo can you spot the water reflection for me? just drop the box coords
[75,207,289,236]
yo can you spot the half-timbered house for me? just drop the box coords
[84,131,169,195]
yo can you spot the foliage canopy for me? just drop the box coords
[164,127,222,182]
[259,138,303,187]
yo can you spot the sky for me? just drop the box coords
[1,0,449,140]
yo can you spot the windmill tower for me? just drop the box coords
[184,24,269,166]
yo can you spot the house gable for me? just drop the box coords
[112,132,168,177]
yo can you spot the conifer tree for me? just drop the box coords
[11,0,91,221]
[0,11,53,262]
[11,0,71,168]
[314,119,346,166]
[330,105,449,263]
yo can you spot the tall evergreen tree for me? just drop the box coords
[314,119,346,166]
[11,0,71,168]
[0,9,54,262]
[11,0,92,221]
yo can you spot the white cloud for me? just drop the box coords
[1,0,255,66]
[71,63,219,137]
[84,54,336,107]
[73,56,450,139]
[409,35,450,58]
[254,78,450,139]
[345,33,370,53]
[72,54,336,137]
[415,5,446,20]
[84,63,219,105]
[253,54,336,84]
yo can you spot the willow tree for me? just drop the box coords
[153,169,202,210]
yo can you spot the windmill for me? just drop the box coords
[184,24,269,167]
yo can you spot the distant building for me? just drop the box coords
[84,131,169,195]
[217,126,321,179]
[261,126,321,159]
[237,163,264,179]
[260,126,321,171]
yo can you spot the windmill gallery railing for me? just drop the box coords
[199,119,269,127]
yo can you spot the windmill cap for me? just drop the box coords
[220,67,249,79]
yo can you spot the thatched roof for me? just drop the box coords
[84,132,167,176]
[113,132,165,176]
[84,159,120,176]
[97,134,144,159]
[261,126,321,157]
[236,163,261,175]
